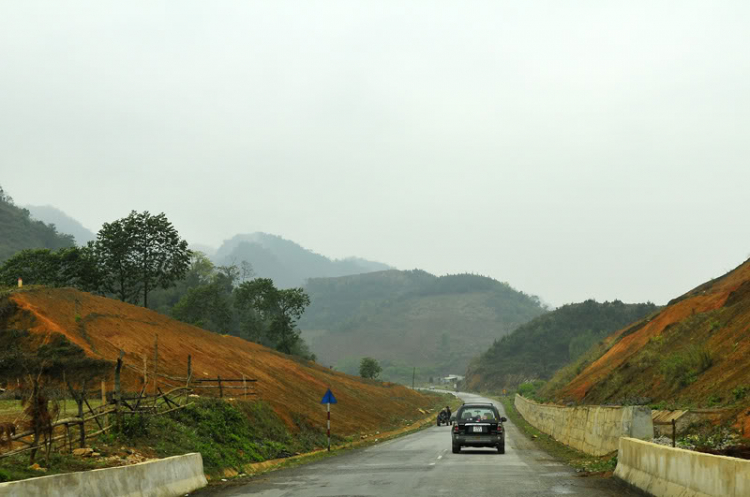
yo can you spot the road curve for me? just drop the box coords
[199,391,640,497]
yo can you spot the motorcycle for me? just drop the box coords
[437,409,451,426]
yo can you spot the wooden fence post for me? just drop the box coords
[153,334,159,396]
[186,355,192,389]
[243,374,247,398]
[115,350,124,430]
[143,353,148,386]
[218,376,223,398]
[101,380,106,406]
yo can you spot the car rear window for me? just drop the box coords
[458,407,497,422]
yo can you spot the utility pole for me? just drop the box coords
[412,367,416,389]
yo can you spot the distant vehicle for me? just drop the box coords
[451,402,507,454]
[437,409,451,426]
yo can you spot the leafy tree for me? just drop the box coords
[234,278,311,354]
[94,211,191,307]
[94,216,139,302]
[359,357,382,379]
[130,211,191,308]
[0,246,101,291]
[147,251,217,313]
[172,281,234,333]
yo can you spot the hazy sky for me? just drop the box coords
[2,1,749,307]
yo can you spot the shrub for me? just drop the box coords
[732,386,749,401]
[660,346,713,387]
[517,380,546,400]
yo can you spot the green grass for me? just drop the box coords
[0,452,111,483]
[100,398,339,476]
[0,398,104,418]
[1,393,454,483]
[496,395,617,474]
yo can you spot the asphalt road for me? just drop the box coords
[200,392,640,497]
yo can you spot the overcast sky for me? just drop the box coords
[2,1,749,307]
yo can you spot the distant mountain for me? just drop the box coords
[300,270,547,383]
[464,300,659,393]
[25,205,96,245]
[0,187,75,262]
[214,232,391,288]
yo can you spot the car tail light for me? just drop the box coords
[453,424,459,433]
[496,425,503,433]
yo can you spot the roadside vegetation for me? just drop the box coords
[0,398,335,482]
[0,392,454,483]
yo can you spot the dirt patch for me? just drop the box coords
[5,288,435,437]
[552,259,750,410]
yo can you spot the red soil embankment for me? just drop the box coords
[5,288,434,434]
[554,259,750,426]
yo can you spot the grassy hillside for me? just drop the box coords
[301,270,546,383]
[541,258,750,433]
[0,287,434,435]
[25,205,95,245]
[0,187,74,262]
[464,300,658,392]
[214,232,391,288]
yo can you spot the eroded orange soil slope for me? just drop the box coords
[6,288,434,434]
[554,258,750,425]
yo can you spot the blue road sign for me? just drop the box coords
[320,388,337,404]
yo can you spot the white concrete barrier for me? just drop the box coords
[514,394,652,456]
[0,453,207,497]
[615,437,750,497]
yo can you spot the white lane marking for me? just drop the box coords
[429,462,436,466]
[437,455,443,460]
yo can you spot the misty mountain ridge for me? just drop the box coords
[214,232,392,288]
[300,270,547,383]
[25,204,96,246]
[0,187,75,262]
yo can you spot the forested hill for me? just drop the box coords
[300,270,547,383]
[464,300,658,392]
[25,205,96,245]
[0,186,74,262]
[214,232,391,288]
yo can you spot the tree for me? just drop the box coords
[130,212,191,308]
[359,357,382,379]
[94,216,139,302]
[0,246,101,291]
[94,211,191,307]
[172,282,234,333]
[147,251,217,313]
[234,278,311,355]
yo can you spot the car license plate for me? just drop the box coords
[472,426,483,433]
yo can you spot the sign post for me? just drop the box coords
[320,388,337,451]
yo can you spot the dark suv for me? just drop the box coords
[451,402,507,454]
